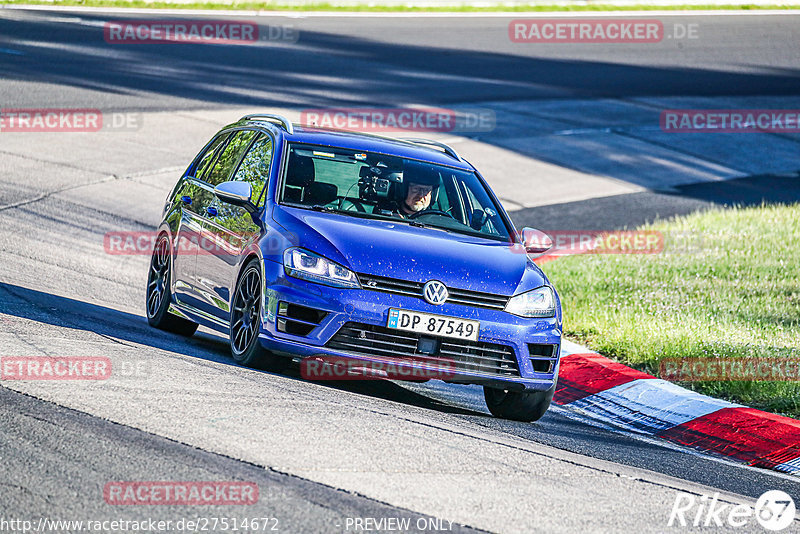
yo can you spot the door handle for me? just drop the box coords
[206,206,218,217]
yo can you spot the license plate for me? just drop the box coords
[387,308,479,341]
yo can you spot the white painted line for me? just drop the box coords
[3,5,800,17]
[552,125,663,136]
[553,403,800,481]
[560,338,591,357]
[775,457,800,475]
[568,378,742,433]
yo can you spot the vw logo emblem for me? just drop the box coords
[423,280,448,305]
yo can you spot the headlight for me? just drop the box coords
[283,248,360,289]
[504,286,556,318]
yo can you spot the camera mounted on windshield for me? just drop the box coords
[358,161,403,202]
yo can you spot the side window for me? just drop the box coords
[204,130,257,187]
[233,134,273,207]
[434,174,452,214]
[463,183,481,211]
[460,179,503,236]
[193,133,229,181]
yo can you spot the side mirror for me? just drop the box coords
[214,181,256,213]
[470,209,488,230]
[521,227,553,255]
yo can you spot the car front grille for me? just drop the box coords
[326,322,520,377]
[357,273,509,311]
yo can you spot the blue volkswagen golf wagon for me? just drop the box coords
[146,113,562,421]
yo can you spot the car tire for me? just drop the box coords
[483,381,556,422]
[146,234,198,337]
[230,259,285,371]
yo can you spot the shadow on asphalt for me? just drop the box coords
[0,282,486,417]
[4,13,800,205]
[510,172,800,230]
[4,282,800,500]
[5,14,800,108]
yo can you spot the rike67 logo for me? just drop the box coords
[669,490,796,531]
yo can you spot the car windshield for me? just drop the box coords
[279,143,511,241]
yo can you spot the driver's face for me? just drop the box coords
[405,183,433,212]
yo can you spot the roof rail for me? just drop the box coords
[401,138,461,161]
[240,113,294,135]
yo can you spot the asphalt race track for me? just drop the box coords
[1,8,800,533]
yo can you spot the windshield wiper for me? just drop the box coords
[309,205,456,235]
[311,204,335,212]
[313,205,427,228]
[401,219,456,235]
[310,205,372,219]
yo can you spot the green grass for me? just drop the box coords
[3,0,799,11]
[542,203,800,418]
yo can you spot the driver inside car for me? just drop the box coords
[394,161,440,218]
[399,182,434,217]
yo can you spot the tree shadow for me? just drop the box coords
[0,281,485,417]
[3,13,800,213]
[3,13,799,106]
[509,172,800,230]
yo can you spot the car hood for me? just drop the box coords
[273,207,547,296]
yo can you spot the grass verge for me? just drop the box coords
[2,0,800,11]
[542,203,800,418]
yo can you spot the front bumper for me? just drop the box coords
[258,261,562,391]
